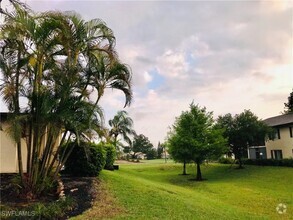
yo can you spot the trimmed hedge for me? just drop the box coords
[243,158,293,167]
[103,143,116,170]
[63,141,106,176]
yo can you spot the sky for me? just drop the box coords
[0,0,292,146]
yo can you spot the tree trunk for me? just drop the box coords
[196,161,202,181]
[182,160,187,175]
[238,158,244,169]
[26,122,33,175]
[15,51,25,186]
[16,141,25,185]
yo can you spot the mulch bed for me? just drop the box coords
[0,174,98,218]
[61,176,98,217]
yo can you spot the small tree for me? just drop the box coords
[168,133,192,175]
[132,134,154,159]
[167,103,227,180]
[146,148,157,160]
[284,89,293,114]
[216,110,272,168]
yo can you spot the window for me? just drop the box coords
[269,128,281,140]
[276,128,280,139]
[271,150,283,159]
[290,127,293,138]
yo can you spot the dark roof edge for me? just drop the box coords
[263,113,293,127]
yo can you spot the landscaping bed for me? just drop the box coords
[0,174,99,219]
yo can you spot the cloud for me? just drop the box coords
[0,0,292,145]
[156,50,189,79]
[128,89,188,145]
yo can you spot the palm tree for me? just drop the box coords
[87,54,132,108]
[0,2,132,198]
[0,1,34,185]
[109,110,136,152]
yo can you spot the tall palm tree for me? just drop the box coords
[0,1,34,185]
[109,110,136,151]
[0,2,132,198]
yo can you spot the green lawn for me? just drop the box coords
[74,160,293,220]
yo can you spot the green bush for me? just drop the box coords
[63,141,106,176]
[103,143,116,170]
[218,156,234,164]
[243,158,293,167]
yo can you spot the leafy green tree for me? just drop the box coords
[167,132,192,175]
[132,134,154,159]
[284,89,293,114]
[146,148,157,160]
[216,110,272,168]
[0,2,132,198]
[167,103,227,180]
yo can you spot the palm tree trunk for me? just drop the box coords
[92,92,103,114]
[15,51,25,185]
[16,141,25,185]
[53,139,75,180]
[26,122,33,175]
[47,130,68,175]
[40,126,54,177]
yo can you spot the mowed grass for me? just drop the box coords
[74,160,293,220]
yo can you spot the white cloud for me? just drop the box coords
[156,50,189,79]
[128,89,188,145]
[0,0,292,145]
[143,71,152,84]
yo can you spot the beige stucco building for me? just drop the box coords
[264,114,293,159]
[0,113,27,173]
[1,113,61,173]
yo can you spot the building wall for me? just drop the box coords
[0,123,27,173]
[1,123,62,173]
[265,126,293,159]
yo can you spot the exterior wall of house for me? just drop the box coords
[265,126,293,159]
[1,122,62,173]
[0,123,27,173]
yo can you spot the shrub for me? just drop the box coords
[243,158,293,167]
[103,143,116,170]
[63,141,106,176]
[218,156,234,164]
